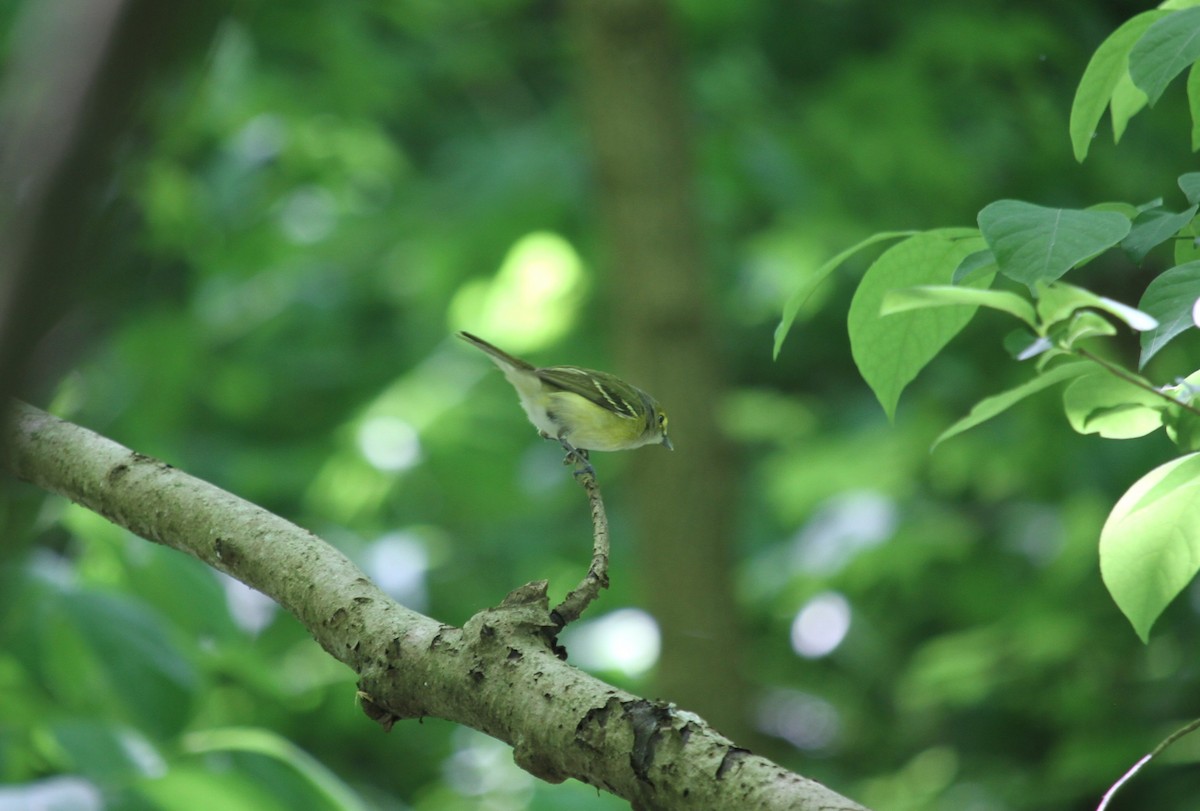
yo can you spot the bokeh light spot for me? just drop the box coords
[790,591,851,659]
[560,608,660,677]
[357,416,421,472]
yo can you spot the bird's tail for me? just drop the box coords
[456,332,535,371]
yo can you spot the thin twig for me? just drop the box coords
[1097,717,1200,810]
[550,461,610,627]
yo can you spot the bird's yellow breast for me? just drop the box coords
[545,391,651,451]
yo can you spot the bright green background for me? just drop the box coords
[3,2,1200,810]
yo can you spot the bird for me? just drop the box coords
[457,331,672,471]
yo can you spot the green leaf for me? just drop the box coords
[1100,452,1200,641]
[1035,282,1103,329]
[40,591,199,739]
[1165,406,1200,451]
[1111,72,1150,143]
[978,201,1131,289]
[1180,172,1200,205]
[1062,372,1164,438]
[1064,311,1118,345]
[1190,61,1200,150]
[1091,201,1144,219]
[1070,10,1170,160]
[1175,235,1200,264]
[1129,6,1200,107]
[848,231,986,419]
[49,720,164,783]
[184,728,369,811]
[932,361,1093,449]
[136,766,290,811]
[1122,204,1199,263]
[881,284,1034,327]
[951,249,997,284]
[1035,281,1157,333]
[774,230,918,359]
[1090,295,1159,332]
[1138,260,1200,367]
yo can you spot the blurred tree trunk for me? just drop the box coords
[0,0,221,424]
[569,0,749,741]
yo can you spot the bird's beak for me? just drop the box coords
[661,435,674,451]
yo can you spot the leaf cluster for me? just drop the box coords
[778,3,1200,644]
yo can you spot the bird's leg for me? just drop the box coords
[557,436,594,478]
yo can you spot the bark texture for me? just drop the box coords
[3,402,867,811]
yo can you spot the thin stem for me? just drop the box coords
[1097,717,1200,811]
[550,461,610,627]
[1075,348,1200,418]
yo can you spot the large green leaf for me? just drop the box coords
[1138,260,1200,367]
[932,362,1092,449]
[1129,6,1200,106]
[1069,10,1171,160]
[774,230,917,359]
[1100,452,1200,641]
[977,201,1131,289]
[848,230,988,420]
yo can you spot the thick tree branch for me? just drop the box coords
[2,401,868,811]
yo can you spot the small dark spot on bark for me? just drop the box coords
[357,691,398,732]
[106,463,129,485]
[213,537,237,565]
[353,596,371,605]
[480,623,495,638]
[507,648,523,662]
[328,607,347,627]
[429,628,451,652]
[470,668,485,685]
[716,747,751,780]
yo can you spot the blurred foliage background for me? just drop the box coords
[2,1,1200,810]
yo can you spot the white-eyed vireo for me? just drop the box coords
[458,331,673,457]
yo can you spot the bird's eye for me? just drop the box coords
[658,413,668,428]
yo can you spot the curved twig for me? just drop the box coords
[551,460,610,626]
